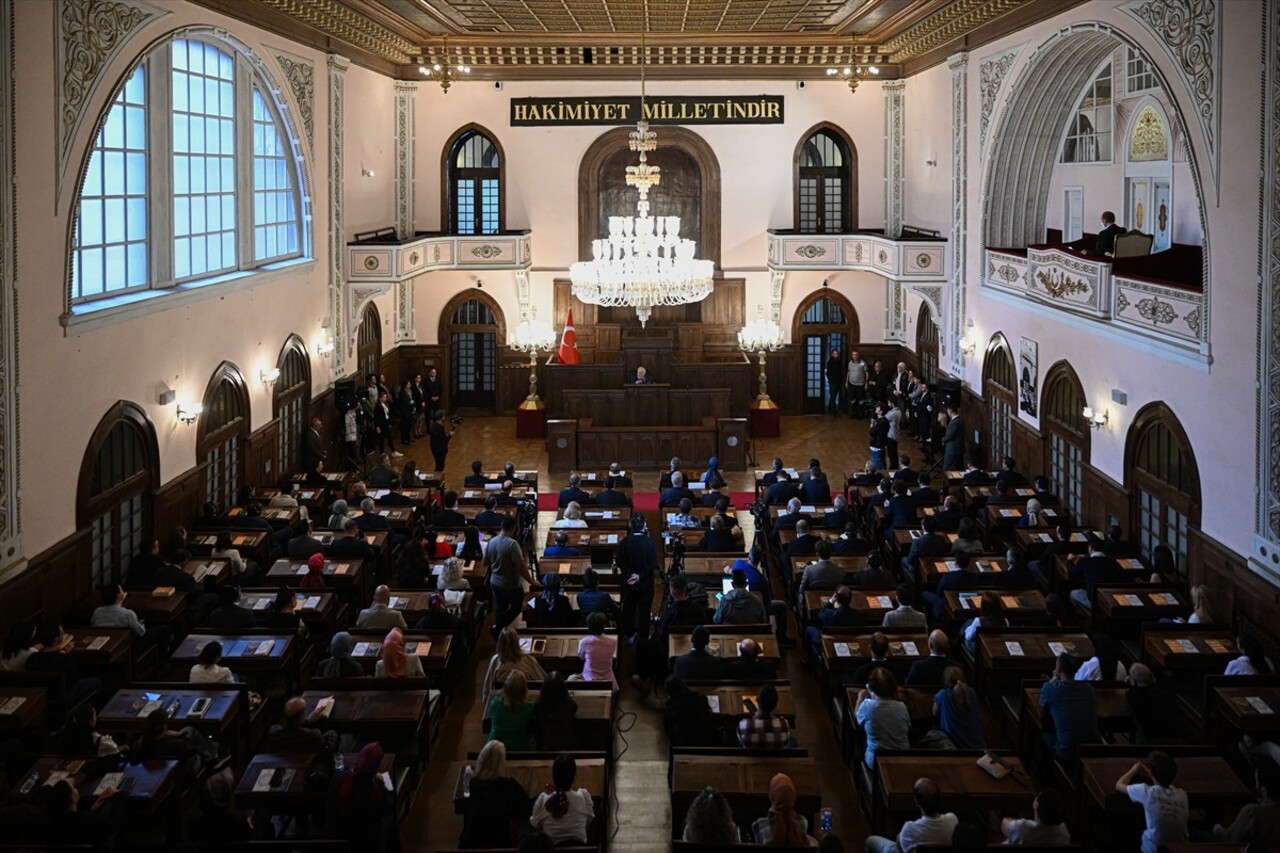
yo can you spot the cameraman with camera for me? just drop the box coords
[429,409,459,473]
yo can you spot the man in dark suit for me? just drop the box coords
[851,460,881,486]
[700,515,737,552]
[698,484,726,508]
[942,406,965,471]
[328,519,377,562]
[773,498,809,531]
[984,480,1021,505]
[493,480,520,507]
[1033,475,1060,506]
[431,491,467,528]
[501,461,531,485]
[658,457,684,490]
[784,519,821,563]
[806,586,866,660]
[544,531,581,558]
[961,454,994,485]
[558,474,592,508]
[911,472,941,509]
[594,477,630,507]
[354,498,390,533]
[892,457,919,487]
[994,456,1028,488]
[287,519,324,559]
[763,470,801,507]
[854,552,897,588]
[760,458,786,488]
[820,496,854,530]
[851,632,899,685]
[673,625,724,680]
[473,496,508,529]
[1068,534,1124,610]
[833,522,872,556]
[633,573,707,692]
[932,496,964,530]
[209,585,256,631]
[660,472,694,508]
[1085,210,1125,257]
[302,417,326,478]
[902,517,951,572]
[922,554,984,619]
[367,454,399,488]
[464,461,491,487]
[726,638,779,680]
[423,367,444,414]
[606,463,632,487]
[885,481,918,532]
[905,630,952,686]
[801,466,832,504]
[633,366,654,384]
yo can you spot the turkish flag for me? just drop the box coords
[558,309,580,364]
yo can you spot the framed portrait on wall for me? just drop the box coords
[1019,338,1038,416]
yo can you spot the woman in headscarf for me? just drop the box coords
[327,741,396,851]
[376,626,424,678]
[752,773,809,845]
[528,573,575,628]
[318,631,364,679]
[328,499,350,529]
[1018,498,1045,527]
[299,552,327,589]
[437,556,470,591]
[702,456,726,489]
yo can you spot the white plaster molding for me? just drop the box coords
[884,279,906,342]
[515,269,531,322]
[393,81,417,344]
[948,51,969,374]
[326,54,349,378]
[1253,0,1280,579]
[0,0,23,574]
[906,284,944,325]
[882,80,906,240]
[1121,0,1221,196]
[978,45,1022,158]
[769,268,785,327]
[269,49,315,152]
[54,0,169,204]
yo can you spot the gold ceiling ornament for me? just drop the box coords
[419,36,470,93]
[570,1,714,327]
[827,39,879,93]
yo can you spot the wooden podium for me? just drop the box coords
[748,400,780,438]
[516,400,546,438]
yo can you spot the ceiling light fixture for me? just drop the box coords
[569,6,714,327]
[420,35,470,94]
[827,39,880,93]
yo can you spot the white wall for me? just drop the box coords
[902,62,953,234]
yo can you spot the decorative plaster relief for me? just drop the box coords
[883,80,906,240]
[393,81,416,344]
[884,280,905,342]
[327,54,349,377]
[270,50,315,150]
[948,52,969,372]
[1256,0,1280,562]
[978,46,1021,156]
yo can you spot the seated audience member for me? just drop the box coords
[911,472,939,508]
[91,583,174,651]
[802,466,832,504]
[327,741,397,852]
[487,670,535,751]
[1211,757,1280,844]
[606,463,632,487]
[682,786,737,845]
[298,552,328,589]
[60,705,121,757]
[376,626,424,678]
[474,496,508,529]
[701,456,726,490]
[933,667,984,750]
[126,538,165,588]
[595,476,629,506]
[821,496,854,530]
[716,567,767,626]
[960,591,1008,656]
[807,586,863,661]
[357,584,409,631]
[1124,663,1178,741]
[850,632,894,687]
[0,623,36,673]
[855,667,911,768]
[902,517,951,572]
[558,475,592,509]
[354,498,390,534]
[1226,632,1276,676]
[1068,533,1124,610]
[855,551,897,588]
[882,583,927,629]
[395,538,430,588]
[455,526,486,562]
[459,740,533,849]
[25,625,102,712]
[208,584,256,630]
[577,611,619,690]
[728,637,779,680]
[764,470,801,507]
[575,568,621,625]
[1028,522,1074,583]
[263,696,334,754]
[437,556,470,592]
[151,549,200,592]
[544,531,581,558]
[834,522,872,556]
[528,573,576,629]
[415,592,461,634]
[421,527,454,561]
[1019,498,1046,527]
[431,491,467,529]
[484,626,547,688]
[669,498,701,530]
[663,675,719,747]
[932,495,964,529]
[1116,750,1189,853]
[465,460,491,487]
[796,539,843,601]
[1033,475,1060,505]
[752,773,809,845]
[531,753,596,844]
[129,706,221,772]
[1181,583,1213,624]
[328,519,377,563]
[994,456,1027,487]
[39,778,121,847]
[737,683,793,749]
[905,630,951,686]
[701,514,738,552]
[189,640,235,684]
[1001,789,1070,845]
[318,631,364,679]
[673,625,724,680]
[983,480,1019,506]
[286,519,323,560]
[1039,653,1102,762]
[950,518,983,557]
[553,502,588,529]
[660,472,695,508]
[864,777,958,853]
[1077,633,1127,681]
[533,672,579,752]
[634,574,709,695]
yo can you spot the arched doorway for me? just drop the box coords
[914,302,938,384]
[792,290,858,415]
[441,291,506,412]
[1125,402,1200,580]
[357,302,382,381]
[981,334,1017,469]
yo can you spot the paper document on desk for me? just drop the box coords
[1247,696,1275,714]
[1047,642,1077,656]
[302,596,321,610]
[941,560,958,573]
[1005,641,1025,656]
[314,696,335,719]
[706,695,721,713]
[87,636,109,651]
[833,642,854,658]
[607,534,618,544]
[1037,533,1053,543]
[958,593,980,610]
[94,772,124,795]
[1115,594,1143,607]
[0,697,25,715]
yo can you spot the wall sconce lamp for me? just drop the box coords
[176,401,203,425]
[260,367,280,388]
[959,335,976,356]
[1082,406,1109,430]
[316,323,335,358]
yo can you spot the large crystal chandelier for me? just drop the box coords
[569,12,713,327]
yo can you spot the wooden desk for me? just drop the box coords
[301,691,428,742]
[267,558,364,588]
[350,507,414,531]
[1212,686,1280,735]
[1094,587,1188,621]
[919,557,1010,588]
[371,487,431,508]
[769,505,835,519]
[820,633,929,672]
[669,632,776,663]
[877,754,1033,819]
[189,531,269,566]
[236,751,396,811]
[14,755,180,814]
[963,486,1037,502]
[171,634,295,676]
[983,504,1066,527]
[481,472,540,490]
[1050,553,1149,589]
[181,557,233,585]
[238,589,338,627]
[1022,686,1133,735]
[672,753,819,815]
[780,527,845,546]
[69,628,133,669]
[662,506,739,523]
[227,505,299,528]
[943,589,1047,622]
[576,507,632,527]
[347,634,452,674]
[1081,755,1251,810]
[804,589,898,623]
[978,633,1092,678]
[516,558,602,586]
[449,757,606,814]
[755,468,802,493]
[0,687,48,734]
[315,529,389,554]
[1143,632,1237,671]
[460,487,533,504]
[544,528,626,550]
[681,556,751,577]
[891,529,960,551]
[120,590,189,624]
[481,687,614,749]
[98,688,241,737]
[791,556,869,585]
[688,683,796,720]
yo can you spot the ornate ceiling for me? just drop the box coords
[189,0,1087,78]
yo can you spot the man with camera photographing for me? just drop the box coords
[429,409,459,473]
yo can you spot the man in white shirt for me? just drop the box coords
[865,777,959,853]
[269,483,308,521]
[1116,751,1189,853]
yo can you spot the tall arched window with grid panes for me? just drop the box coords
[981,336,1017,468]
[273,336,310,475]
[77,403,159,589]
[1125,403,1200,581]
[1039,362,1089,521]
[915,302,938,384]
[445,127,503,236]
[794,124,856,233]
[70,35,306,310]
[198,364,249,511]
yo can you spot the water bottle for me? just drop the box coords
[462,765,475,796]
[333,752,344,771]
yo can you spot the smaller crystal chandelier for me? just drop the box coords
[738,309,785,410]
[420,36,470,94]
[510,310,558,409]
[826,40,880,93]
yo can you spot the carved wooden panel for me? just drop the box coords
[154,465,208,545]
[1011,418,1042,482]
[1190,527,1280,661]
[677,323,703,359]
[247,421,280,487]
[0,531,90,636]
[595,325,621,362]
[702,278,745,328]
[961,386,983,469]
[1080,464,1128,533]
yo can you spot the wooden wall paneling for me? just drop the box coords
[154,464,208,543]
[247,420,280,487]
[770,345,802,413]
[961,387,983,468]
[703,278,745,329]
[553,280,598,362]
[1080,464,1128,532]
[1189,527,1280,659]
[595,325,621,364]
[0,530,90,636]
[308,388,343,468]
[677,323,703,359]
[1011,418,1043,481]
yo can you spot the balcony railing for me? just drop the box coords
[347,229,532,283]
[767,228,947,280]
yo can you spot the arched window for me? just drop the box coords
[915,302,938,384]
[982,335,1017,468]
[357,303,382,381]
[445,127,503,236]
[71,34,307,307]
[198,363,249,511]
[78,403,159,589]
[794,125,855,233]
[793,292,859,415]
[1060,60,1113,164]
[1125,404,1200,579]
[1039,362,1089,520]
[273,336,311,474]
